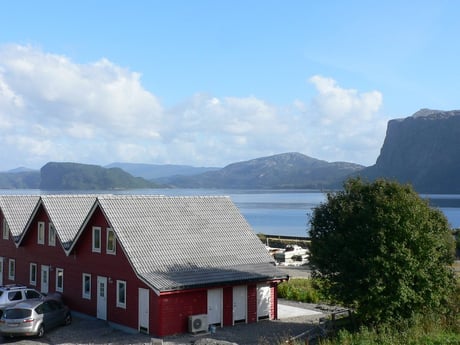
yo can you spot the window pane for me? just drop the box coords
[38,222,45,244]
[117,281,126,307]
[107,230,115,252]
[49,224,56,246]
[93,227,101,252]
[26,290,41,299]
[85,276,90,293]
[57,269,64,291]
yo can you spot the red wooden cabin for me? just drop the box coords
[0,194,288,337]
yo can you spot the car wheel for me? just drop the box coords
[64,313,72,325]
[37,324,45,338]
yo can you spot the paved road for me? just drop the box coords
[277,264,311,279]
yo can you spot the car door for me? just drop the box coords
[42,301,60,329]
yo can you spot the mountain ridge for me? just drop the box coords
[0,153,363,190]
[157,152,364,189]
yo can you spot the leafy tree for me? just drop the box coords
[309,178,456,325]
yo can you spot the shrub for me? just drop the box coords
[310,178,457,325]
[277,278,323,303]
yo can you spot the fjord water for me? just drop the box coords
[4,189,460,237]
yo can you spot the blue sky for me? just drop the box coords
[0,1,458,170]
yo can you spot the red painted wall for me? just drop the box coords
[0,211,22,285]
[157,289,207,336]
[65,206,151,331]
[247,284,258,323]
[223,286,233,326]
[7,206,68,293]
[270,283,277,320]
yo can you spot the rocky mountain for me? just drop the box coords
[157,152,364,189]
[40,162,156,190]
[105,162,220,180]
[359,109,460,193]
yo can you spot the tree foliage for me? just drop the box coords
[309,178,456,325]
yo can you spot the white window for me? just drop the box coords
[106,228,116,255]
[37,222,45,245]
[8,259,15,281]
[2,219,9,240]
[30,263,37,285]
[48,223,56,246]
[116,280,126,308]
[56,268,64,292]
[92,227,101,253]
[82,273,91,299]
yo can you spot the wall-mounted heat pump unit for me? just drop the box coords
[188,314,208,333]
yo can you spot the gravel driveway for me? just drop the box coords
[1,301,325,345]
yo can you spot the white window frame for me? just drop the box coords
[82,273,91,299]
[116,280,127,308]
[8,259,15,281]
[92,227,101,253]
[37,221,45,245]
[48,223,56,246]
[30,263,37,286]
[106,228,116,255]
[2,219,9,240]
[56,268,64,292]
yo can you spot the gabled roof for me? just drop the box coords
[0,195,40,241]
[39,195,99,249]
[89,195,286,292]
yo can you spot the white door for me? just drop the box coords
[97,276,107,320]
[233,286,247,324]
[138,288,149,333]
[207,289,222,326]
[40,265,49,294]
[257,284,270,320]
[0,257,3,286]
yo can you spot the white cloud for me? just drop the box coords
[0,44,389,170]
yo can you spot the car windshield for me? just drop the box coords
[0,291,3,297]
[4,308,32,319]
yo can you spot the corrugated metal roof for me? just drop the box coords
[40,195,98,248]
[0,195,40,240]
[96,195,287,291]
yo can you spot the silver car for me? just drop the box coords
[0,285,44,313]
[0,298,71,338]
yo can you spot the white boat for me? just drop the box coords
[273,244,309,265]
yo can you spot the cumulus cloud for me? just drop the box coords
[301,75,387,164]
[0,44,388,170]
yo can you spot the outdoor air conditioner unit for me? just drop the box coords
[188,314,208,333]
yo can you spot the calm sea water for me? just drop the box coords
[3,189,460,237]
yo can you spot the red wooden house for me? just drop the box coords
[0,194,288,337]
[0,195,40,287]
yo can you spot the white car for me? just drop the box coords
[0,285,44,315]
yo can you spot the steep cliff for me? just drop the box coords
[361,109,460,193]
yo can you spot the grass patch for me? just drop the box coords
[318,316,460,345]
[277,278,323,303]
[453,260,460,276]
[277,278,460,345]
